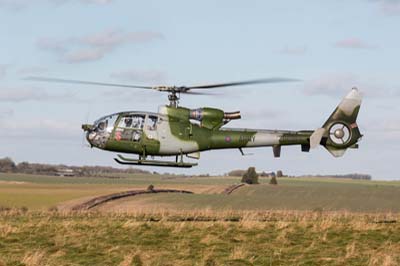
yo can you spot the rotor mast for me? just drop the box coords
[168,91,180,107]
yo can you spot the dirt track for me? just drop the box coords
[71,188,194,211]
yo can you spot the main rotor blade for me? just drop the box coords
[186,77,300,89]
[26,77,154,90]
[183,91,216,95]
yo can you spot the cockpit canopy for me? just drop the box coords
[93,114,119,133]
[93,112,159,133]
[86,112,160,148]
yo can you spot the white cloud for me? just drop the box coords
[64,47,110,63]
[82,0,113,3]
[0,0,31,10]
[335,38,377,49]
[363,118,400,142]
[0,118,80,139]
[303,73,358,97]
[371,0,400,15]
[17,66,48,76]
[0,87,77,102]
[110,69,167,83]
[383,120,400,132]
[0,0,114,10]
[0,108,14,118]
[37,38,68,53]
[81,30,163,49]
[38,29,164,63]
[303,73,399,98]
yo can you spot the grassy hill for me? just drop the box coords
[1,173,400,212]
[1,173,400,265]
[1,211,399,266]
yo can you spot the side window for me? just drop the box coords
[132,115,145,129]
[118,115,145,129]
[105,115,118,133]
[115,114,145,142]
[146,115,158,131]
[94,114,118,133]
[115,128,142,142]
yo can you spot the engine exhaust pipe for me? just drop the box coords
[224,111,241,120]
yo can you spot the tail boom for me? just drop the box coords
[209,87,362,158]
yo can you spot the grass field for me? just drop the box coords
[0,210,399,266]
[1,173,400,212]
[1,173,400,265]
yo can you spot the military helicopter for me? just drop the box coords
[29,77,363,168]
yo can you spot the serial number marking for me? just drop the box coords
[239,135,255,143]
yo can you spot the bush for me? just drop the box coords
[241,167,259,185]
[269,176,278,185]
[0,157,16,172]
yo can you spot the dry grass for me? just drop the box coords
[1,174,400,265]
[22,250,47,266]
[0,209,399,265]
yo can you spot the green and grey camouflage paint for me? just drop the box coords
[83,88,362,161]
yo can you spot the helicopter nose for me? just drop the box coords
[82,124,94,132]
[86,132,97,147]
[81,124,95,147]
[81,123,110,149]
[87,131,96,141]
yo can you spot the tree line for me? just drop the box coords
[228,169,371,180]
[0,157,151,177]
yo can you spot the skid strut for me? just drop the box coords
[114,154,197,168]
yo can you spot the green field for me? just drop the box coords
[1,173,400,265]
[1,211,399,266]
[1,173,400,212]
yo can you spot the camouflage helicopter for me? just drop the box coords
[30,77,363,168]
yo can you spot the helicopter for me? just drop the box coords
[29,77,363,168]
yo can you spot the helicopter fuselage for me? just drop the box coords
[85,105,311,157]
[83,87,363,167]
[28,76,362,167]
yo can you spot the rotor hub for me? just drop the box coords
[334,128,345,139]
[329,123,351,145]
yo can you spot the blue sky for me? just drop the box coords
[0,0,399,179]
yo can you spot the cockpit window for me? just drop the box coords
[118,114,145,129]
[94,114,118,133]
[115,114,146,142]
[146,115,158,131]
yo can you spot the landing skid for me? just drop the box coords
[114,154,198,168]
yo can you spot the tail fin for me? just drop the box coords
[311,87,363,157]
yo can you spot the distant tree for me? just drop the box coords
[241,167,259,184]
[276,170,283,178]
[0,157,16,172]
[269,176,278,185]
[147,184,154,191]
[260,171,276,178]
[229,169,247,177]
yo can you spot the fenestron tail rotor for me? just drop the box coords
[26,76,300,106]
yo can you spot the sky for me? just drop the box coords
[0,0,399,180]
